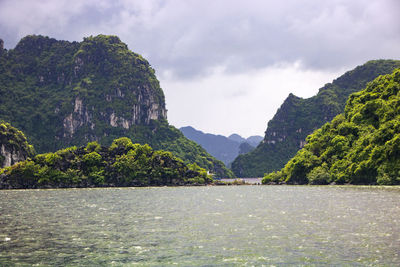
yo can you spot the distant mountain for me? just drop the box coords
[227,134,262,147]
[238,142,254,155]
[231,60,400,177]
[180,126,262,166]
[246,136,263,147]
[228,134,246,143]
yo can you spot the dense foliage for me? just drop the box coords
[0,122,34,167]
[232,60,400,177]
[135,122,234,177]
[0,35,233,177]
[0,137,213,189]
[263,68,400,185]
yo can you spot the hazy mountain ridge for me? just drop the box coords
[180,126,262,166]
[231,60,400,177]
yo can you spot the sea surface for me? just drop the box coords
[0,186,399,266]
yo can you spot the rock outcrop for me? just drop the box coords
[0,122,34,168]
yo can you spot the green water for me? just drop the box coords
[0,186,399,266]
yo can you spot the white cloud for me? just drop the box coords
[2,0,398,75]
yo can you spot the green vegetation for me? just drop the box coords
[0,137,213,189]
[0,34,164,152]
[232,60,400,177]
[127,121,235,178]
[0,35,233,177]
[263,68,400,185]
[0,122,34,167]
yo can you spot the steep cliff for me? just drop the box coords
[231,60,400,177]
[0,35,166,150]
[0,122,34,168]
[0,35,233,177]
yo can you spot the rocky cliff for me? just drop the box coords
[0,122,34,168]
[231,60,400,177]
[0,35,233,177]
[1,35,166,150]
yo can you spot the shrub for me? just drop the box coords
[307,166,331,185]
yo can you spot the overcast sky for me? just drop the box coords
[0,0,399,137]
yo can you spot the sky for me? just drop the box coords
[0,0,399,137]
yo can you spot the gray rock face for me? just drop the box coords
[62,84,167,141]
[0,144,27,168]
[57,37,167,143]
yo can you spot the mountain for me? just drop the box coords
[0,35,233,177]
[228,134,263,147]
[263,67,400,185]
[0,137,212,189]
[246,136,263,147]
[180,126,262,166]
[0,122,34,168]
[228,134,246,143]
[238,142,254,155]
[231,60,400,177]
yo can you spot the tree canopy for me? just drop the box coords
[0,137,213,189]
